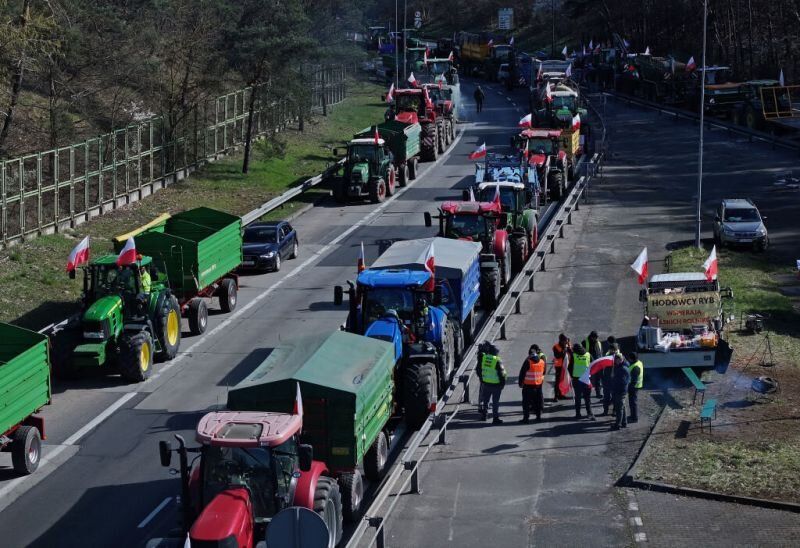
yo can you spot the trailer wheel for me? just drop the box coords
[313,476,343,547]
[118,330,154,383]
[510,235,527,276]
[437,122,445,153]
[155,295,181,361]
[369,178,387,203]
[441,320,456,385]
[450,118,456,141]
[385,168,396,197]
[462,312,474,346]
[338,472,364,522]
[408,158,418,180]
[11,425,41,475]
[549,172,564,201]
[480,268,500,311]
[398,163,408,187]
[500,242,511,288]
[364,431,388,481]
[218,278,238,313]
[188,298,208,335]
[403,361,437,430]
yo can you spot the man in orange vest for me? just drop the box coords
[552,334,571,401]
[518,345,546,422]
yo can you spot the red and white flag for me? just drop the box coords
[562,45,568,58]
[566,64,572,78]
[408,72,417,87]
[438,73,445,89]
[518,113,532,128]
[468,186,476,202]
[545,82,553,103]
[779,69,785,87]
[116,237,137,266]
[358,241,366,272]
[572,113,581,130]
[448,51,454,61]
[424,47,429,63]
[703,245,718,281]
[386,83,395,102]
[66,235,90,272]
[558,351,573,397]
[644,46,651,55]
[686,56,696,71]
[492,184,501,207]
[579,355,616,386]
[293,382,304,417]
[373,126,380,145]
[630,247,648,285]
[488,38,494,47]
[424,241,435,291]
[468,142,486,160]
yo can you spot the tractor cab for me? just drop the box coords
[389,89,434,125]
[475,152,539,208]
[430,200,503,245]
[476,182,530,215]
[516,128,569,201]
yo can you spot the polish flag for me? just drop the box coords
[423,241,435,291]
[492,184,501,207]
[293,382,304,417]
[686,56,697,71]
[779,69,785,87]
[408,72,417,87]
[424,47,429,63]
[439,74,445,89]
[562,45,568,58]
[703,245,718,281]
[572,113,581,130]
[468,187,477,202]
[630,247,648,285]
[644,46,651,55]
[468,142,486,160]
[358,241,366,272]
[66,235,90,272]
[448,51,454,62]
[579,355,616,386]
[116,237,137,266]
[566,64,572,78]
[558,350,573,397]
[545,82,553,103]
[488,39,494,47]
[374,126,380,145]
[386,83,395,102]
[518,113,532,128]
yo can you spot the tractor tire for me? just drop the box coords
[449,118,456,141]
[188,298,208,335]
[385,168,396,197]
[408,158,418,180]
[480,268,500,311]
[218,278,237,313]
[364,431,389,482]
[398,162,409,187]
[443,121,451,145]
[332,178,348,204]
[369,178,387,203]
[313,476,343,547]
[451,318,464,363]
[500,242,511,288]
[118,330,154,383]
[462,312,474,346]
[11,425,41,475]
[437,122,445,153]
[549,172,564,201]
[155,294,181,361]
[403,361,437,430]
[338,472,364,523]
[510,235,527,276]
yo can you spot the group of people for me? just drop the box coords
[476,333,644,430]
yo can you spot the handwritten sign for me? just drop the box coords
[647,291,719,331]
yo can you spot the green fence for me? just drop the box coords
[0,64,347,248]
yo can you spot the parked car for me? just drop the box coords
[241,221,299,272]
[713,198,768,251]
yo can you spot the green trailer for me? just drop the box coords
[0,322,50,475]
[227,330,396,521]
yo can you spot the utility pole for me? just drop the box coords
[403,0,408,83]
[551,0,556,58]
[395,0,399,89]
[695,0,708,248]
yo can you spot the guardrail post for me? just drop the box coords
[497,316,507,340]
[549,235,555,254]
[513,292,521,314]
[368,517,385,548]
[539,251,546,271]
[567,211,572,225]
[528,271,535,291]
[557,219,564,238]
[460,374,471,403]
[437,414,448,445]
[405,461,422,494]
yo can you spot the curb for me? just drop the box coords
[620,393,800,514]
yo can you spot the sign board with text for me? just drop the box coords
[498,8,514,30]
[647,291,720,331]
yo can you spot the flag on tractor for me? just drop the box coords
[631,247,648,285]
[66,236,90,272]
[423,241,435,291]
[686,56,697,71]
[116,237,137,266]
[518,113,532,127]
[468,142,486,160]
[386,83,395,102]
[408,72,417,87]
[358,241,366,272]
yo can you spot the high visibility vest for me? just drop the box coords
[572,352,590,378]
[481,354,503,384]
[523,358,545,386]
[628,360,644,389]
[552,343,565,368]
[140,271,152,293]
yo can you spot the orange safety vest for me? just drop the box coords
[552,343,565,368]
[523,358,545,386]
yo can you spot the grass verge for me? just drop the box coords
[0,77,387,330]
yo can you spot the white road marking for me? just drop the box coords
[138,497,172,528]
[634,532,647,542]
[448,481,461,541]
[630,516,643,527]
[628,502,638,511]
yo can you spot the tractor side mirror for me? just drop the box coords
[334,285,344,305]
[761,215,768,221]
[332,148,339,157]
[159,440,172,467]
[68,270,76,280]
[424,212,432,227]
[298,444,313,472]
[638,289,647,303]
[461,189,470,201]
[433,284,443,305]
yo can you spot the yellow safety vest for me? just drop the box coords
[481,354,504,384]
[628,360,644,389]
[572,352,590,378]
[523,358,545,386]
[140,270,152,293]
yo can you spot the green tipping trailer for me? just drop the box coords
[354,119,422,184]
[0,322,50,475]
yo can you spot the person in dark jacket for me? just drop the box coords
[476,342,506,424]
[474,86,485,113]
[518,345,546,423]
[611,354,630,430]
[600,337,620,416]
[584,331,603,398]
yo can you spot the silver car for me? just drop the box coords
[713,199,768,251]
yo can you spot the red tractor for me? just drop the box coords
[387,87,446,161]
[157,411,344,547]
[422,83,456,144]
[424,199,513,289]
[515,128,570,201]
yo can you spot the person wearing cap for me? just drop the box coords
[476,341,506,424]
[627,352,644,423]
[518,345,546,423]
[611,353,631,430]
[569,343,595,420]
[583,331,603,398]
[138,263,151,294]
[552,333,571,401]
[600,337,621,416]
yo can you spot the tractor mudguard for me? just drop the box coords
[520,209,537,233]
[365,316,404,363]
[293,460,329,510]
[493,229,509,259]
[424,306,448,346]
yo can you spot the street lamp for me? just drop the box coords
[695,0,708,248]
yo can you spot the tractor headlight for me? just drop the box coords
[83,331,105,340]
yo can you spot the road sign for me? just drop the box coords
[414,11,422,29]
[498,8,514,30]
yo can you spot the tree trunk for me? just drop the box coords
[0,0,32,155]
[48,63,58,149]
[242,85,258,174]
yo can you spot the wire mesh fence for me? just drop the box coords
[0,64,347,248]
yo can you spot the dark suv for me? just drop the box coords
[713,199,768,251]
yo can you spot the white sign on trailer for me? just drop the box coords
[498,8,514,30]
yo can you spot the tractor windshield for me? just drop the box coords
[364,288,416,325]
[202,445,278,521]
[349,145,378,163]
[89,264,139,298]
[527,138,554,155]
[552,95,577,110]
[396,94,423,113]
[447,214,490,241]
[428,61,451,75]
[478,187,517,212]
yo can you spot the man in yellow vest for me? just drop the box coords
[627,352,644,423]
[477,342,507,424]
[518,345,546,423]
[569,343,595,420]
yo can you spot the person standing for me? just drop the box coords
[583,331,603,399]
[600,337,620,416]
[569,343,595,420]
[474,85,486,113]
[611,354,631,430]
[518,345,546,423]
[627,352,644,423]
[476,342,507,424]
[552,334,570,401]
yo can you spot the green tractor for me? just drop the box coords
[69,254,181,382]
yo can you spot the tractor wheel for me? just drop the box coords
[338,472,364,523]
[385,168,396,197]
[549,172,564,201]
[480,267,500,311]
[369,178,387,203]
[218,278,238,313]
[188,298,208,335]
[155,294,181,361]
[313,476,343,547]
[437,122,445,153]
[403,361,437,430]
[510,235,527,275]
[462,312,474,346]
[364,431,389,481]
[398,162,409,187]
[118,330,154,383]
[441,320,456,384]
[11,425,41,475]
[408,158,418,180]
[450,118,456,141]
[500,242,511,288]
[332,178,348,204]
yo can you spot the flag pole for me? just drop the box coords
[394,0,399,89]
[695,0,708,249]
[403,0,408,83]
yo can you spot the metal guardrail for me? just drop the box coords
[347,152,604,548]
